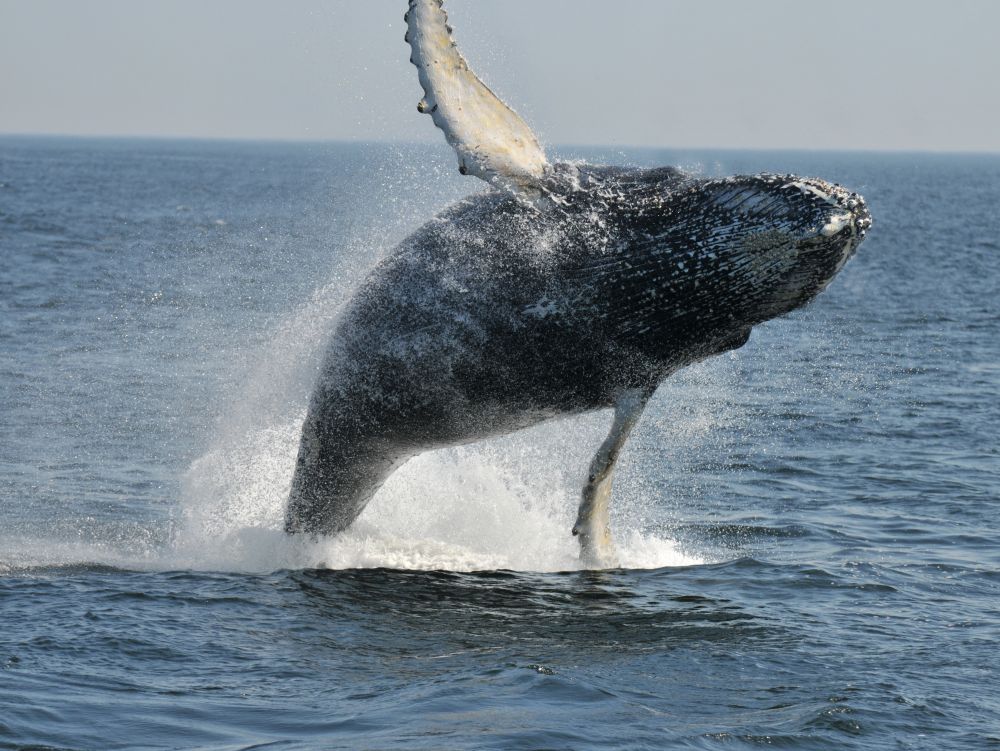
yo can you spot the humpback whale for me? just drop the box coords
[285,0,872,566]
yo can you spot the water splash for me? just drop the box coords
[171,409,705,574]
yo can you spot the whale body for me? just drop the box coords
[285,164,871,562]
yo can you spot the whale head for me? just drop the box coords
[594,171,872,357]
[709,174,873,322]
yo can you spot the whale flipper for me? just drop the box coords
[404,0,550,192]
[573,388,652,568]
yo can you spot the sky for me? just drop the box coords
[1,0,998,152]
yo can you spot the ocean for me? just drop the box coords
[0,136,997,749]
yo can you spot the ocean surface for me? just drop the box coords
[0,136,997,750]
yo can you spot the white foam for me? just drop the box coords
[0,416,706,575]
[166,412,705,574]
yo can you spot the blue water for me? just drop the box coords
[1,137,998,749]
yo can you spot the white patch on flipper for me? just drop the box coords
[405,0,550,191]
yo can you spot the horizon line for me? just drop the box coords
[2,131,999,158]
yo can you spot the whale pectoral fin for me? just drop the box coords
[404,0,550,193]
[572,388,651,568]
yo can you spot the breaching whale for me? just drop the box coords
[285,0,872,566]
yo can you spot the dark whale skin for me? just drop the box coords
[285,165,871,535]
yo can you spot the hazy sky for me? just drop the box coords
[2,0,998,152]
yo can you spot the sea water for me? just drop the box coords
[0,137,998,749]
